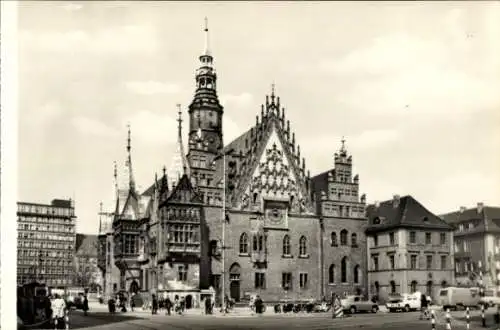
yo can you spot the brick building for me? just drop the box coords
[365,195,455,302]
[17,199,77,287]
[440,204,500,290]
[97,20,367,307]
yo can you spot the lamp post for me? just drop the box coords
[213,148,234,315]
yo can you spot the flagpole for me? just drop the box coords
[221,151,226,315]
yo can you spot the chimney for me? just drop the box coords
[459,206,466,213]
[477,202,484,213]
[393,194,400,208]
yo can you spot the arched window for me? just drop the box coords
[353,265,360,284]
[411,280,418,293]
[299,236,307,256]
[351,233,357,247]
[253,235,258,251]
[283,235,291,255]
[390,280,396,294]
[328,264,335,284]
[253,193,258,204]
[340,229,348,245]
[239,233,248,254]
[331,232,338,246]
[441,280,448,288]
[341,257,348,283]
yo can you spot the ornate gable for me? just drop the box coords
[230,90,314,214]
[167,174,204,204]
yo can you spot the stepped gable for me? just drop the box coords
[366,195,452,233]
[212,87,313,213]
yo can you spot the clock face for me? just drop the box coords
[268,208,283,224]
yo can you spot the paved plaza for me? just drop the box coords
[30,305,500,330]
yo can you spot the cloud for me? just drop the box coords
[19,25,159,54]
[23,101,63,127]
[122,111,178,144]
[71,117,120,137]
[124,81,182,95]
[221,93,254,108]
[223,116,242,144]
[61,3,83,11]
[318,31,500,118]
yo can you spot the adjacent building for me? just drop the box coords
[74,233,103,291]
[440,204,500,290]
[365,195,455,302]
[97,20,368,307]
[17,199,77,287]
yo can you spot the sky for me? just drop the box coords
[17,1,500,234]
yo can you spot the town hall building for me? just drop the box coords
[97,20,368,308]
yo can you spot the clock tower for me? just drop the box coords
[187,17,224,157]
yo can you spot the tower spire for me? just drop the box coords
[340,136,347,156]
[203,16,210,56]
[126,124,136,192]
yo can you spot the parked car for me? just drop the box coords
[437,287,480,310]
[341,295,379,314]
[479,290,500,309]
[386,293,421,312]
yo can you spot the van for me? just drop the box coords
[386,293,421,312]
[438,287,480,310]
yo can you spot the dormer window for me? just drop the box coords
[423,216,429,223]
[373,217,381,225]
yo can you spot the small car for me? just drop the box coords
[341,295,379,314]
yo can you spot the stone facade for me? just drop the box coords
[366,196,455,302]
[97,20,368,305]
[440,204,500,291]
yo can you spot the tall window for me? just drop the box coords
[299,273,308,289]
[351,233,357,247]
[209,240,219,256]
[372,255,379,271]
[253,235,258,251]
[178,265,187,281]
[409,231,416,244]
[389,255,395,269]
[389,232,395,245]
[282,272,292,290]
[411,281,418,293]
[373,235,378,247]
[299,236,307,256]
[254,272,266,289]
[328,264,335,284]
[390,281,396,294]
[440,233,446,245]
[239,233,248,254]
[331,232,338,246]
[426,255,433,269]
[440,255,447,269]
[425,232,432,245]
[410,255,418,269]
[341,257,348,283]
[340,230,348,245]
[353,265,360,284]
[282,235,291,255]
[124,235,137,254]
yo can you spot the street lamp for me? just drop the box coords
[213,148,235,315]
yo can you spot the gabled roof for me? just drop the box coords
[167,174,204,204]
[366,195,453,233]
[440,206,500,232]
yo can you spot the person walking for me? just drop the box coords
[165,296,172,316]
[420,293,429,320]
[82,294,89,316]
[151,294,158,315]
[51,294,66,329]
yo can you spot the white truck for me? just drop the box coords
[386,292,422,312]
[437,287,480,310]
